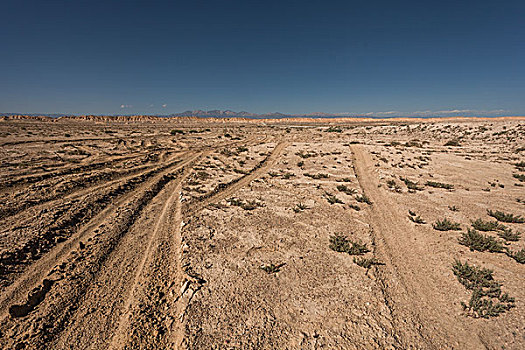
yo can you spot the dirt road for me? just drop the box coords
[1,119,523,349]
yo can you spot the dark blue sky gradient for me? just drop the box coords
[1,0,524,115]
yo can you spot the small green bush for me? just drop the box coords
[497,228,521,242]
[401,177,423,191]
[433,218,461,231]
[355,194,372,205]
[426,181,454,190]
[458,229,504,253]
[444,139,461,146]
[513,173,525,182]
[326,194,344,204]
[487,209,524,223]
[260,263,285,274]
[471,219,505,232]
[506,249,525,264]
[337,184,357,195]
[353,257,384,269]
[452,260,515,318]
[329,235,370,255]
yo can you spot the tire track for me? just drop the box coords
[107,167,190,350]
[0,153,195,287]
[0,151,185,220]
[0,160,201,349]
[0,153,201,320]
[350,144,485,349]
[183,141,288,215]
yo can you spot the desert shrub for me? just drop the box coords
[355,194,372,205]
[260,263,285,274]
[220,148,236,157]
[426,181,454,190]
[513,173,525,182]
[347,241,370,255]
[348,204,361,211]
[497,228,521,242]
[471,219,505,232]
[170,129,184,135]
[297,161,304,167]
[405,140,422,147]
[293,203,308,213]
[227,198,263,210]
[326,194,344,204]
[408,214,426,224]
[444,139,461,146]
[236,146,248,153]
[304,173,329,179]
[296,151,317,159]
[353,257,384,269]
[514,161,525,170]
[505,249,525,264]
[329,234,351,252]
[241,200,263,210]
[452,260,515,318]
[433,218,461,231]
[448,205,459,212]
[336,184,357,195]
[329,235,370,255]
[400,177,423,191]
[487,210,524,223]
[458,229,504,253]
[326,126,342,133]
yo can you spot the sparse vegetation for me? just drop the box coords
[304,173,329,179]
[514,161,525,170]
[513,173,525,182]
[260,263,285,274]
[452,260,515,318]
[355,194,372,205]
[408,212,426,224]
[444,139,461,147]
[227,197,263,210]
[326,126,343,133]
[336,184,357,195]
[326,193,344,204]
[487,209,524,223]
[348,204,361,211]
[497,227,521,242]
[458,229,504,253]
[506,249,525,264]
[425,181,454,190]
[329,234,370,255]
[433,218,461,231]
[471,219,505,232]
[293,203,308,213]
[400,177,423,191]
[353,257,384,269]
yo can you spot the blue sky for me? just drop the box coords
[1,0,524,116]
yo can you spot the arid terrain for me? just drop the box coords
[0,116,524,349]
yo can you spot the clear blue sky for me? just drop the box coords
[1,0,524,116]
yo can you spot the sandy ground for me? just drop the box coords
[0,118,524,349]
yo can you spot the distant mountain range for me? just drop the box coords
[1,110,345,119]
[0,110,516,119]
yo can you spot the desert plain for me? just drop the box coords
[0,116,524,349]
